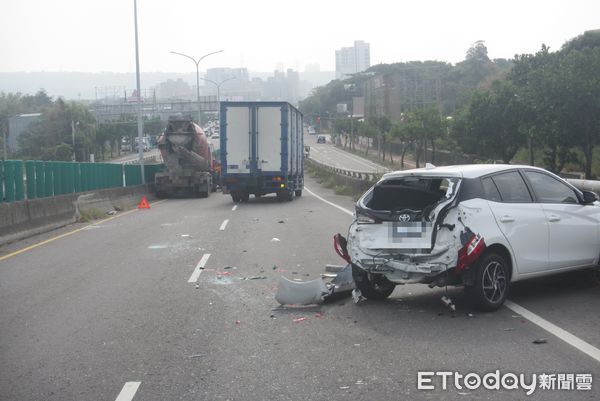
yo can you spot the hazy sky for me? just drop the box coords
[1,0,598,73]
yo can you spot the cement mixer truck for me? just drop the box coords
[154,116,213,197]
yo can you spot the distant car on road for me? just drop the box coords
[316,135,326,144]
[335,164,600,311]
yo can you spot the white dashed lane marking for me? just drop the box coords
[115,382,141,401]
[188,253,211,283]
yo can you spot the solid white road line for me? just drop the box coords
[219,219,229,231]
[115,382,141,401]
[304,186,353,217]
[505,301,600,364]
[188,253,211,283]
[232,205,238,211]
[307,184,600,365]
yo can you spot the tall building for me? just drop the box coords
[335,40,371,79]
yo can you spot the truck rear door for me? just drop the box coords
[256,105,283,173]
[223,106,251,174]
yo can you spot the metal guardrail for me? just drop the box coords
[307,156,382,183]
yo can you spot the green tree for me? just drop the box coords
[454,80,527,163]
[18,99,96,161]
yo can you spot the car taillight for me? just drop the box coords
[456,233,486,271]
[333,233,351,263]
[356,211,376,224]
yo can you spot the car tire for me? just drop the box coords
[467,252,510,312]
[351,264,396,300]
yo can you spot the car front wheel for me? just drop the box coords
[467,252,510,312]
[351,264,396,300]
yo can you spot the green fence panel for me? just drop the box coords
[35,161,45,198]
[52,162,62,196]
[102,163,110,189]
[124,165,142,187]
[44,161,54,197]
[73,163,81,193]
[25,161,36,199]
[4,161,15,202]
[58,162,65,194]
[81,163,89,191]
[0,161,4,202]
[14,161,24,201]
[111,164,123,188]
[66,162,74,194]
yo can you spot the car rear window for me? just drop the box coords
[482,177,502,202]
[490,171,532,203]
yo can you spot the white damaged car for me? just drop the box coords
[334,164,600,311]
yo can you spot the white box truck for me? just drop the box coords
[220,101,304,202]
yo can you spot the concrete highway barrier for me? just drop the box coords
[0,184,154,246]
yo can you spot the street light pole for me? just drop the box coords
[200,77,236,119]
[71,121,79,161]
[133,0,145,183]
[170,50,223,123]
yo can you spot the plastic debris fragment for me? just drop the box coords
[293,317,307,323]
[352,289,365,304]
[441,296,456,312]
[533,338,547,344]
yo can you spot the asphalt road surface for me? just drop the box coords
[1,174,600,400]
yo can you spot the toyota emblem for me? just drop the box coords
[398,214,411,222]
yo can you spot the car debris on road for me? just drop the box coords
[275,264,355,306]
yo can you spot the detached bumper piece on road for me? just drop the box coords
[275,264,355,306]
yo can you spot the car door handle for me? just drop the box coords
[499,215,515,223]
[548,214,561,222]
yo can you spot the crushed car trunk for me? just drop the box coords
[355,176,460,251]
[347,175,464,284]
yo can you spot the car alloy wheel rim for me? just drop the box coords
[482,261,506,303]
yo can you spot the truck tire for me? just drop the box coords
[240,192,250,202]
[294,189,302,197]
[231,193,241,203]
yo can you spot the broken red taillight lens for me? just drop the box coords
[456,233,486,271]
[333,233,351,263]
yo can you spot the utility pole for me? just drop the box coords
[133,0,145,183]
[2,129,7,160]
[71,121,79,161]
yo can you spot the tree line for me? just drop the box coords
[300,31,600,178]
[0,90,165,161]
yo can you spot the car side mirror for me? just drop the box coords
[582,190,599,204]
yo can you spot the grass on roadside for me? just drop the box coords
[78,208,105,223]
[306,163,365,201]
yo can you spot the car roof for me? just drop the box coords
[381,164,549,179]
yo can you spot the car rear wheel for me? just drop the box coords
[467,252,509,312]
[351,264,396,300]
